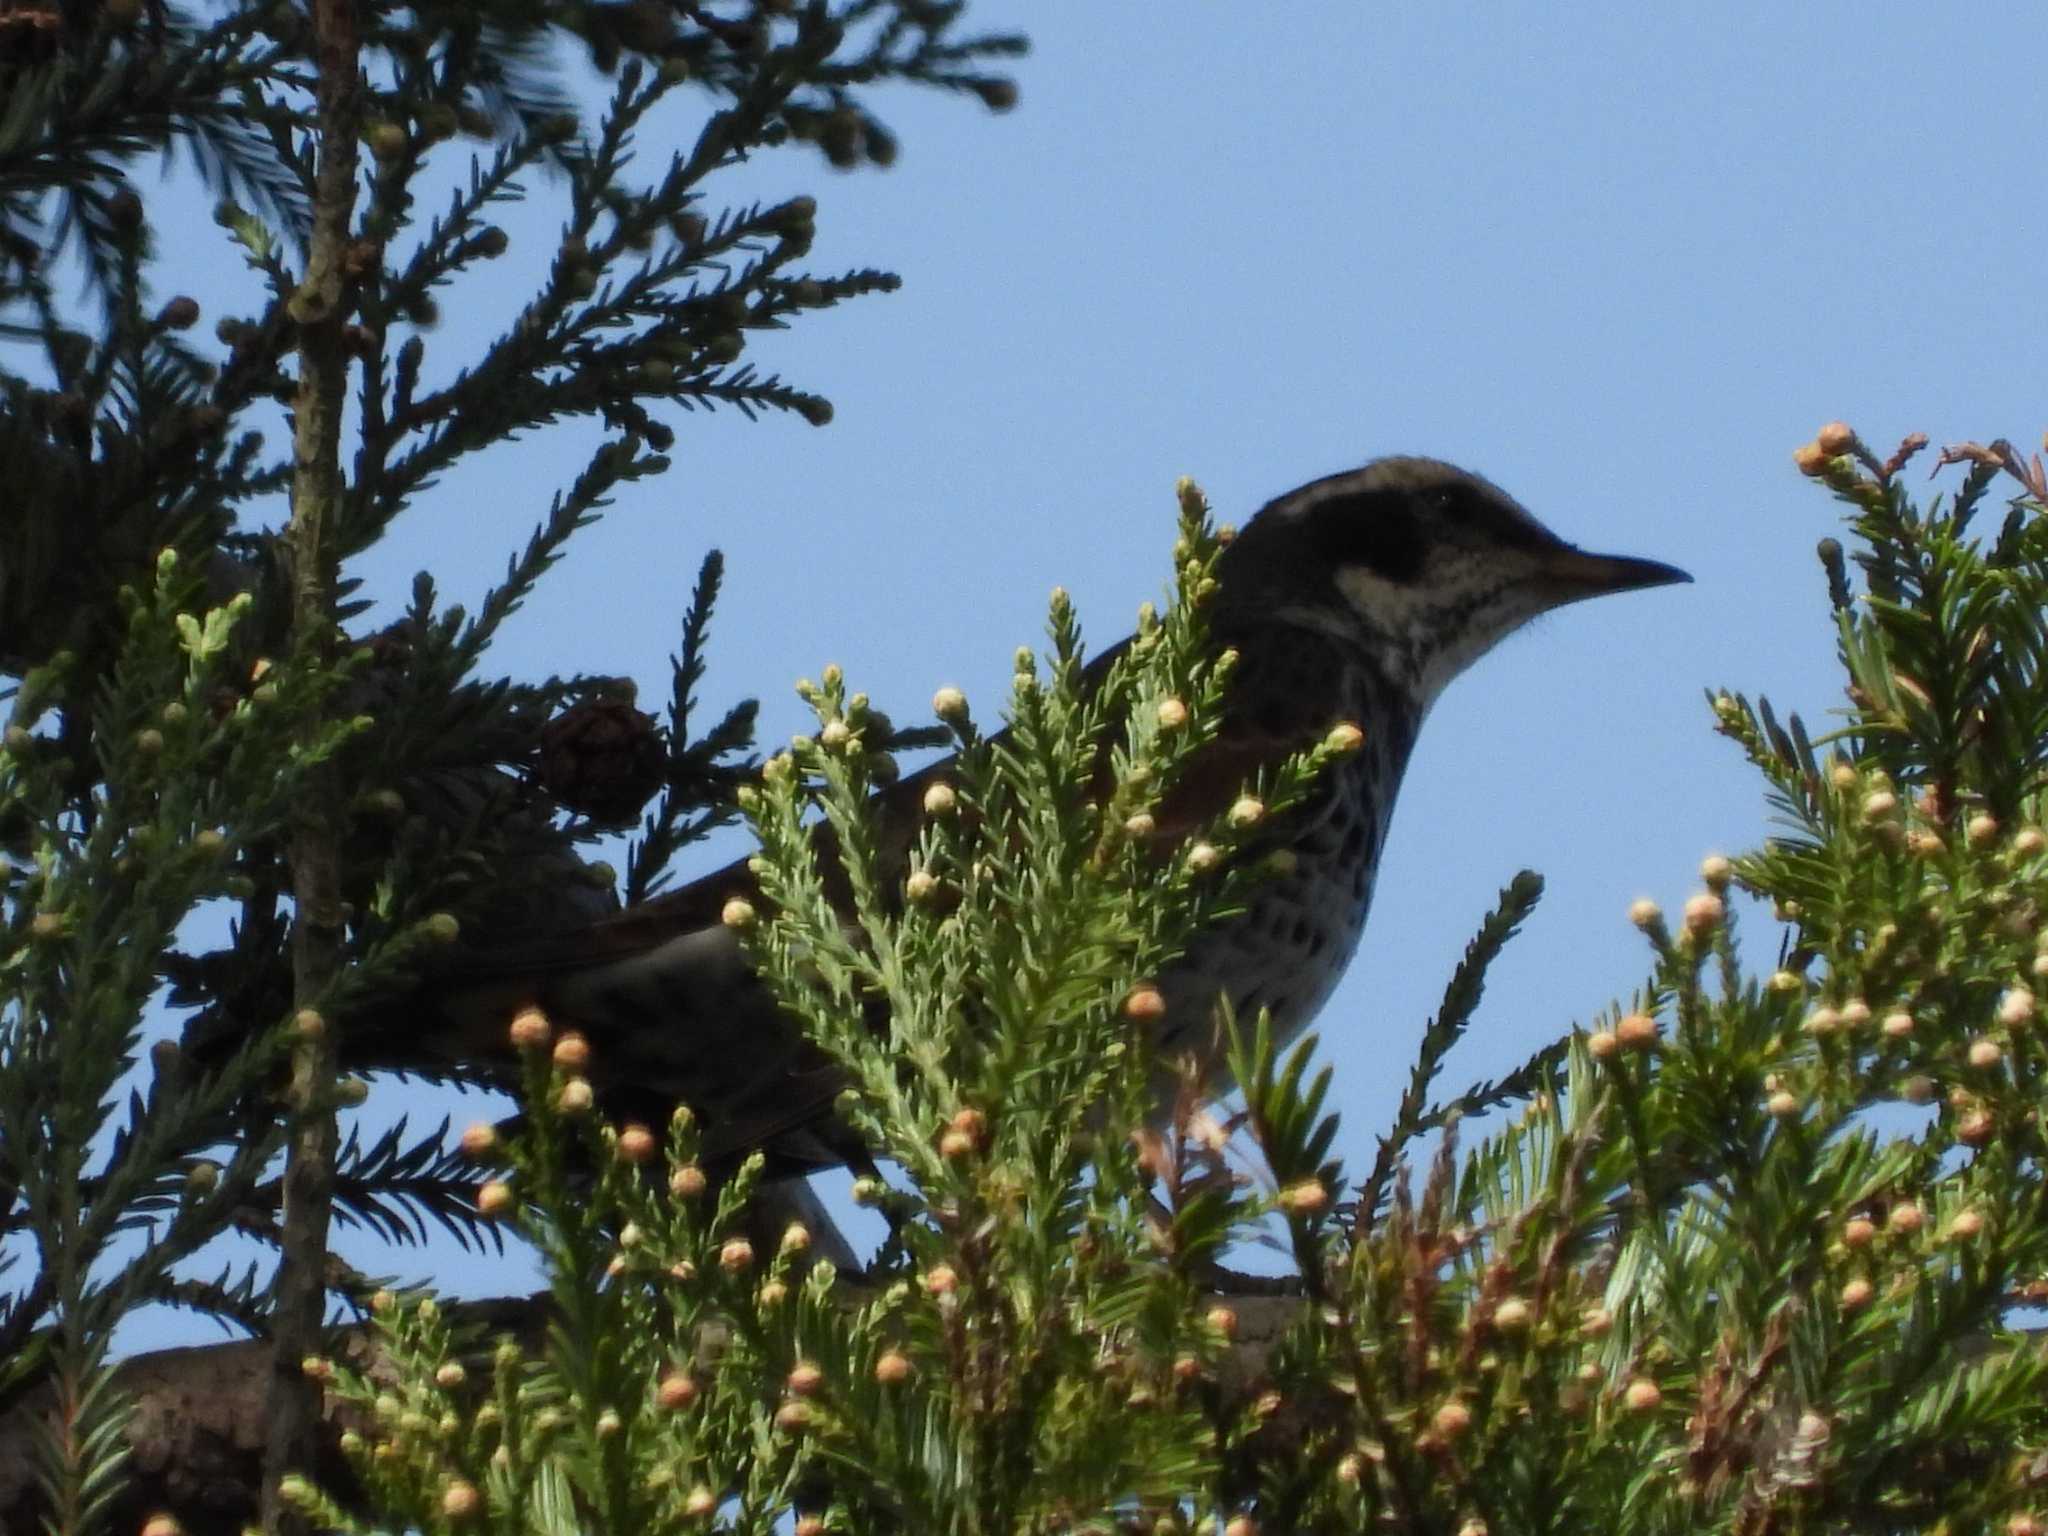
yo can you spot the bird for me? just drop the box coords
[418,456,1688,1191]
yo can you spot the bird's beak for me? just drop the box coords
[1536,544,1692,607]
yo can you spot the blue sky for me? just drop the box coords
[125,2,2048,1304]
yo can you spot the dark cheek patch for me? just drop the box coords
[1307,491,1428,583]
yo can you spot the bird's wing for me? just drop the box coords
[404,621,1352,1168]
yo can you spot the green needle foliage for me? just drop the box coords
[309,438,2048,1534]
[0,1,1023,1528]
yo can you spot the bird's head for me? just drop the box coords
[1217,456,1689,708]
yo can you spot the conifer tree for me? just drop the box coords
[5,4,2048,1535]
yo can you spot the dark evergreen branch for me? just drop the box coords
[1358,870,1544,1229]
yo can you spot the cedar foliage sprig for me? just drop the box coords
[310,482,1367,1534]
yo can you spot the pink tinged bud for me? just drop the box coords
[1492,1297,1532,1332]
[1862,790,1898,820]
[774,1400,813,1432]
[509,1005,552,1050]
[923,1264,958,1295]
[1968,812,2001,848]
[1793,441,1831,476]
[658,1371,699,1409]
[1616,1013,1659,1049]
[1999,988,2036,1027]
[1325,721,1365,754]
[556,1077,594,1113]
[477,1181,515,1218]
[436,1362,466,1388]
[1586,1030,1619,1061]
[1123,985,1167,1022]
[1816,421,1856,455]
[1431,1400,1472,1437]
[1969,1038,2004,1069]
[1698,854,1733,889]
[1947,1209,1985,1241]
[671,1163,707,1198]
[719,1239,754,1272]
[1628,899,1661,930]
[1842,1216,1876,1248]
[442,1480,481,1518]
[1682,893,1724,935]
[618,1123,658,1163]
[1881,1010,1914,1038]
[1186,842,1221,873]
[1839,1278,1874,1311]
[1767,1090,1800,1119]
[1623,1378,1663,1411]
[875,1349,912,1385]
[552,1031,591,1072]
[1887,1202,1924,1235]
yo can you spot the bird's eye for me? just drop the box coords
[1306,491,1426,583]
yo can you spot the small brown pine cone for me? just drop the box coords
[538,697,666,822]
